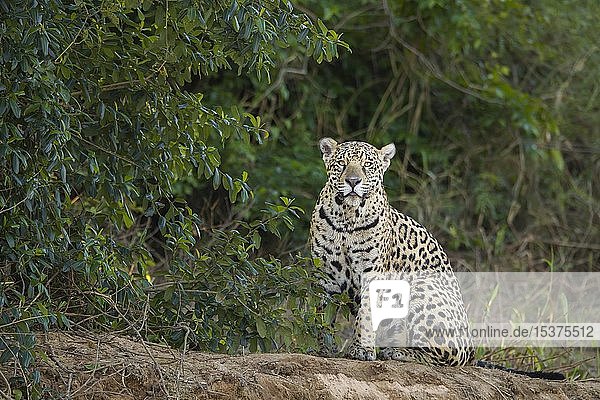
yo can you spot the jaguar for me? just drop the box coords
[309,138,565,381]
[310,138,473,366]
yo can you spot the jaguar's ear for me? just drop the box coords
[319,137,338,161]
[380,143,396,170]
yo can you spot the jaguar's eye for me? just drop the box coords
[363,161,373,168]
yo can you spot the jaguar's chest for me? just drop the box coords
[314,217,387,272]
[336,233,380,265]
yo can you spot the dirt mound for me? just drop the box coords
[8,332,600,399]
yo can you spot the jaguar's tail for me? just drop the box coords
[476,360,565,380]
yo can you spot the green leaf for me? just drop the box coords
[259,18,268,34]
[8,97,20,118]
[12,154,19,174]
[252,231,261,249]
[122,210,134,229]
[6,235,15,248]
[212,168,221,189]
[317,19,328,35]
[164,285,174,302]
[256,318,267,338]
[549,148,565,172]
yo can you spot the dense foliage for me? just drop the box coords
[0,1,348,397]
[1,0,598,397]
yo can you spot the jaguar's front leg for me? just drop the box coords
[315,301,340,357]
[345,298,376,361]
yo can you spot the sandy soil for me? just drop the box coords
[7,332,600,399]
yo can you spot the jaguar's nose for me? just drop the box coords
[345,176,362,188]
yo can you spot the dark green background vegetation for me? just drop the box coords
[1,0,598,397]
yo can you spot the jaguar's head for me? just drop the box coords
[319,138,396,205]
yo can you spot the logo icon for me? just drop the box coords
[369,279,410,331]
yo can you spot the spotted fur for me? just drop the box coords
[310,138,474,366]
